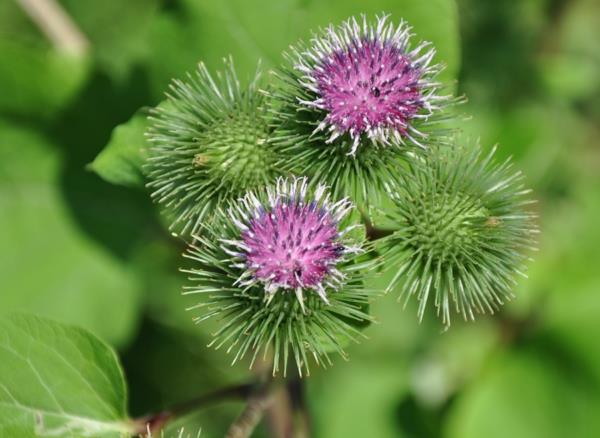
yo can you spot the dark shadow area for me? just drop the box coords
[458,0,553,105]
[48,66,164,260]
[396,393,455,438]
[120,316,239,416]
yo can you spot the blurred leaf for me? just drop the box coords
[458,102,554,163]
[559,0,600,60]
[130,238,194,332]
[457,0,545,105]
[0,39,90,119]
[409,322,499,408]
[0,1,41,40]
[525,186,600,383]
[0,120,142,346]
[89,110,149,188]
[308,359,409,438]
[143,0,460,98]
[540,54,599,101]
[0,313,133,437]
[540,0,600,104]
[445,351,600,438]
[61,0,160,80]
[360,265,430,354]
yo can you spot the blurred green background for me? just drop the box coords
[0,0,599,437]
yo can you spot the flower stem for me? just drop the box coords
[226,384,274,438]
[360,208,396,241]
[16,0,89,56]
[133,381,256,435]
[288,378,312,438]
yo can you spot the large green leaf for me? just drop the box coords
[308,358,409,438]
[0,313,134,437]
[523,185,600,384]
[445,351,600,438]
[0,120,142,346]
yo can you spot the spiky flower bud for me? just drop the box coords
[146,59,278,236]
[269,14,454,204]
[183,177,376,375]
[379,144,537,326]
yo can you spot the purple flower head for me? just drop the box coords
[294,15,443,154]
[223,177,361,309]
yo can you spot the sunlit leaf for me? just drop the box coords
[0,40,89,119]
[0,313,134,437]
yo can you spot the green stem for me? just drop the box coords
[288,378,312,438]
[360,208,396,241]
[226,384,274,438]
[133,381,257,435]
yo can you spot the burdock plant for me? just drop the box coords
[137,11,535,405]
[6,8,543,438]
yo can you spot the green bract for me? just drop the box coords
[379,144,538,326]
[146,58,279,236]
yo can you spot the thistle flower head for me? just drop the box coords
[296,14,440,154]
[269,14,455,205]
[229,178,358,303]
[379,144,538,326]
[146,58,278,236]
[183,177,376,375]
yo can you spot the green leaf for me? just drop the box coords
[0,39,90,119]
[202,0,459,81]
[0,2,90,119]
[540,0,600,102]
[445,351,600,438]
[0,120,142,346]
[89,110,149,188]
[0,313,134,438]
[61,0,161,80]
[523,186,600,383]
[143,0,459,98]
[308,359,409,438]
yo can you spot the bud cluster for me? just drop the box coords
[144,14,537,373]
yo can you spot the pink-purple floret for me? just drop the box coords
[241,200,343,289]
[313,38,424,138]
